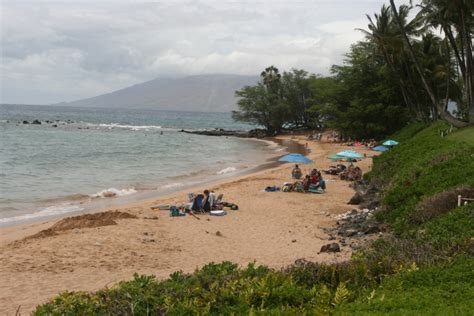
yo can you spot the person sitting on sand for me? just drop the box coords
[303,175,311,191]
[310,169,319,183]
[292,164,302,179]
[316,171,326,190]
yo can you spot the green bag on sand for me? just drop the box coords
[223,202,239,210]
[170,206,185,217]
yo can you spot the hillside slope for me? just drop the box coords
[56,74,258,112]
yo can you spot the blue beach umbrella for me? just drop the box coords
[372,145,389,152]
[336,150,364,159]
[279,153,314,164]
[383,140,399,146]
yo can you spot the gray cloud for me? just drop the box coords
[1,0,412,104]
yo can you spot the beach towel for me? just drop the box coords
[308,187,325,194]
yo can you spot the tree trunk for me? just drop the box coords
[460,6,474,123]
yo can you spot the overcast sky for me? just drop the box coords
[0,0,411,104]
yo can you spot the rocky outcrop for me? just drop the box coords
[348,181,381,210]
[180,128,268,138]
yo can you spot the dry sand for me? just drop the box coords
[0,134,377,314]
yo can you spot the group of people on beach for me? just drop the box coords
[288,164,326,193]
[323,164,363,181]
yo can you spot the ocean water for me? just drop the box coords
[0,104,284,226]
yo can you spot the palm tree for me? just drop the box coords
[418,0,474,124]
[359,4,427,120]
[390,0,470,127]
[260,66,282,95]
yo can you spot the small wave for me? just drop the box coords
[160,182,184,189]
[90,188,137,198]
[94,123,162,131]
[216,167,237,175]
[0,204,85,224]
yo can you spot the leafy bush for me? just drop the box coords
[409,187,474,225]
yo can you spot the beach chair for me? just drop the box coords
[191,194,205,213]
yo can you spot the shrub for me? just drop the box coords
[410,187,474,225]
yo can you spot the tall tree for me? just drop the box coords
[390,0,470,126]
[233,66,289,134]
[418,0,474,124]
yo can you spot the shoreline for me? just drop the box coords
[0,137,306,229]
[0,133,377,314]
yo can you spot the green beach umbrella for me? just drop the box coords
[336,150,364,159]
[328,154,348,161]
[383,140,399,146]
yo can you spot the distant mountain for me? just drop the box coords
[55,74,258,112]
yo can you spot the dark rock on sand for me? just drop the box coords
[350,181,381,210]
[348,193,362,205]
[32,119,42,125]
[22,120,29,124]
[320,243,341,253]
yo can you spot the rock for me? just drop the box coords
[339,229,358,237]
[22,120,29,124]
[52,124,58,128]
[292,239,297,243]
[364,226,381,235]
[180,128,268,138]
[216,231,223,237]
[320,243,341,253]
[32,119,41,125]
[348,193,362,205]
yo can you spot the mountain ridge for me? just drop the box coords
[54,74,258,112]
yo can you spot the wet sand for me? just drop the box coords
[0,133,377,314]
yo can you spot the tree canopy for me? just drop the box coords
[233,0,473,138]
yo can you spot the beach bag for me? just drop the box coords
[170,206,184,217]
[295,181,304,193]
[282,183,292,192]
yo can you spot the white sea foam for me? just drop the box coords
[92,123,162,131]
[0,204,85,224]
[216,167,237,175]
[91,188,137,198]
[161,182,184,189]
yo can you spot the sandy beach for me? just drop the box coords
[0,134,376,314]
